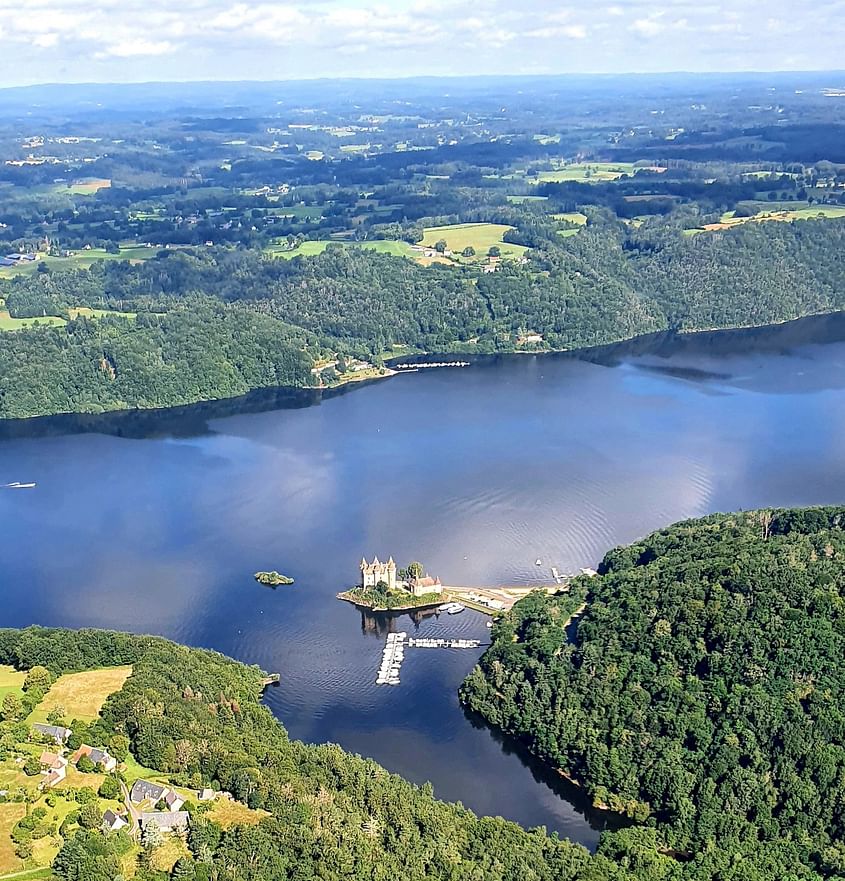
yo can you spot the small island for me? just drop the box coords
[254,571,294,587]
[338,557,444,611]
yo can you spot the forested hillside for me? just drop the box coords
[2,215,845,419]
[461,506,845,880]
[0,626,633,881]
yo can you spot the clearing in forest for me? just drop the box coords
[420,223,528,259]
[28,666,132,724]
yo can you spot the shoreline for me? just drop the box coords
[2,308,845,427]
[336,590,444,614]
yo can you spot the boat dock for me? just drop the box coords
[375,631,484,685]
[408,637,481,648]
[375,632,407,686]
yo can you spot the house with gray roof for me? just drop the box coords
[130,779,170,804]
[140,811,189,833]
[32,723,72,745]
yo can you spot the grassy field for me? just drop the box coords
[60,178,112,195]
[0,867,53,880]
[0,246,156,279]
[28,666,132,724]
[0,304,136,333]
[0,667,25,703]
[553,211,588,225]
[0,311,64,331]
[531,162,638,184]
[506,194,549,204]
[206,798,269,829]
[268,239,417,260]
[0,805,26,875]
[691,204,845,234]
[420,223,528,259]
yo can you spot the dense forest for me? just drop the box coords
[461,506,845,880]
[0,626,634,881]
[3,214,845,419]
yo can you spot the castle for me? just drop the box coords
[360,556,443,598]
[360,556,397,591]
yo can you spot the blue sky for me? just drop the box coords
[3,0,844,86]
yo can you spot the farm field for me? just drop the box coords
[27,666,132,724]
[553,211,588,225]
[59,178,112,195]
[420,223,528,259]
[268,239,417,260]
[0,311,64,331]
[0,245,156,278]
[531,161,639,184]
[0,667,25,703]
[687,204,845,234]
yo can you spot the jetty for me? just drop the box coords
[408,637,481,648]
[392,361,470,371]
[376,632,407,686]
[374,631,485,686]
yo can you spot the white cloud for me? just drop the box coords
[0,0,839,83]
[101,38,176,56]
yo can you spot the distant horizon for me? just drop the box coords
[2,68,845,92]
[1,0,844,88]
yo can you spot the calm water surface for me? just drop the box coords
[2,314,845,849]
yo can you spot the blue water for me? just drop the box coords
[2,313,845,848]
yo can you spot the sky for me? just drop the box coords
[2,0,845,87]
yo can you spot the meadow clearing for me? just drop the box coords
[0,245,156,279]
[686,204,845,234]
[27,666,133,724]
[420,222,528,259]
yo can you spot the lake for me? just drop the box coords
[2,312,845,849]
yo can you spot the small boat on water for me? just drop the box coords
[5,482,36,489]
[447,603,465,615]
[535,558,542,566]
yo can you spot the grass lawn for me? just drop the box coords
[120,752,166,785]
[0,668,25,702]
[0,804,26,875]
[420,223,528,260]
[206,798,269,829]
[0,867,53,880]
[28,666,132,724]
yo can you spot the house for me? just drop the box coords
[39,752,68,788]
[40,751,67,771]
[102,809,128,832]
[140,811,190,834]
[197,788,215,801]
[0,258,14,266]
[408,575,443,598]
[33,723,72,745]
[165,791,184,811]
[72,745,117,773]
[131,779,170,804]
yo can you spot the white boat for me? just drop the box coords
[535,558,542,566]
[5,482,36,489]
[437,603,452,612]
[447,603,465,615]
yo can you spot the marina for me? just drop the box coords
[375,631,406,685]
[375,630,484,685]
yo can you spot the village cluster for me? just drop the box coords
[26,721,216,839]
